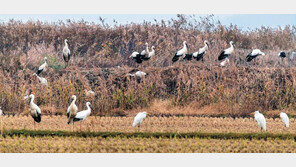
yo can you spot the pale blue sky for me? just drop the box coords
[0,14,295,30]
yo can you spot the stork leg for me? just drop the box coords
[80,122,82,131]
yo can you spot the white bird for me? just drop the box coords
[0,107,3,116]
[85,90,96,97]
[142,46,155,61]
[36,57,48,75]
[129,51,143,64]
[218,41,234,61]
[220,58,230,67]
[29,94,41,123]
[172,41,188,63]
[140,42,149,56]
[128,70,147,78]
[254,110,266,131]
[33,73,48,86]
[184,40,209,61]
[67,95,78,125]
[132,112,147,127]
[63,39,71,66]
[290,52,296,60]
[246,49,265,62]
[280,112,289,128]
[73,102,92,123]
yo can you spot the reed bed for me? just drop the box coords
[0,135,296,153]
[1,115,295,133]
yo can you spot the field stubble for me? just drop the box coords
[1,115,295,134]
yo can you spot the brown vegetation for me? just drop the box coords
[1,135,296,153]
[1,15,296,116]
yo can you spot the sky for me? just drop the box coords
[0,14,295,30]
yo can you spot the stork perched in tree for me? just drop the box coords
[246,49,265,62]
[33,73,48,86]
[280,112,289,128]
[63,39,71,66]
[36,57,48,75]
[184,40,209,61]
[67,95,78,126]
[254,110,266,131]
[73,102,92,130]
[29,94,41,125]
[172,41,188,63]
[132,111,147,128]
[142,46,155,61]
[218,41,234,61]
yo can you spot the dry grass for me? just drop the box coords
[0,135,296,153]
[1,15,296,117]
[1,115,296,133]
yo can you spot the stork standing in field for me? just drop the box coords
[172,41,188,63]
[36,57,48,75]
[218,41,234,62]
[73,102,92,130]
[142,46,155,61]
[246,49,265,62]
[184,40,209,62]
[254,110,266,131]
[33,73,48,86]
[132,112,147,128]
[280,112,289,128]
[67,95,78,128]
[63,39,71,66]
[29,94,41,128]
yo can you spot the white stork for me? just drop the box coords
[36,57,48,75]
[33,73,48,86]
[280,112,289,128]
[218,41,234,61]
[246,49,265,62]
[128,70,147,78]
[67,95,78,125]
[142,46,155,61]
[140,42,149,57]
[132,111,147,127]
[172,41,188,63]
[184,40,209,61]
[29,94,41,124]
[85,90,96,97]
[73,102,92,130]
[254,110,266,131]
[63,39,71,66]
[220,58,230,67]
[130,51,143,64]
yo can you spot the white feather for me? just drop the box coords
[132,112,147,127]
[74,102,91,121]
[280,112,289,128]
[254,111,266,131]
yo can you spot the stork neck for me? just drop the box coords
[65,41,68,48]
[71,97,76,105]
[30,96,34,105]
